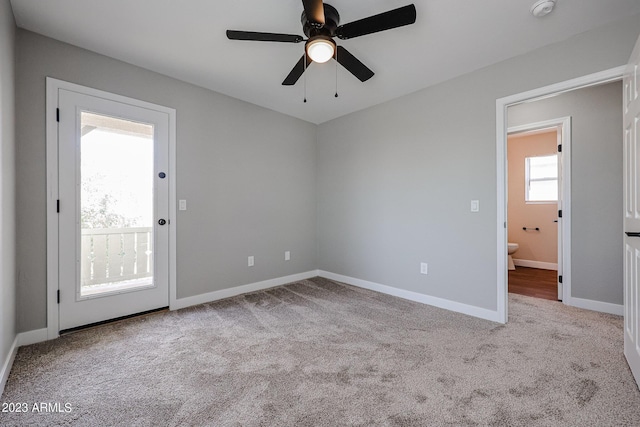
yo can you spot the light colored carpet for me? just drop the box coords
[1,277,639,426]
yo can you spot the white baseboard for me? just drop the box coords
[513,259,558,270]
[18,328,49,346]
[171,270,320,310]
[1,335,18,397]
[1,328,51,396]
[565,296,623,316]
[318,271,502,323]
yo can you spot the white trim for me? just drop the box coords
[513,259,558,270]
[169,110,178,311]
[508,120,566,135]
[497,91,508,323]
[319,271,502,323]
[497,66,625,323]
[499,66,626,108]
[46,78,177,337]
[1,328,64,395]
[568,297,623,316]
[508,126,558,138]
[0,336,18,396]
[557,117,571,302]
[17,328,49,347]
[46,78,59,340]
[171,270,320,310]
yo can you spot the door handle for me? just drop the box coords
[625,232,640,237]
[553,220,558,223]
[158,219,167,226]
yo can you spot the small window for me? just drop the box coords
[525,155,558,202]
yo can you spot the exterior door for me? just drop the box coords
[623,33,640,387]
[57,88,170,331]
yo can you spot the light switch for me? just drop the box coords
[420,263,428,275]
[471,200,480,212]
[179,200,187,211]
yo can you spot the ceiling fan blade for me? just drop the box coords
[226,30,304,43]
[302,0,325,26]
[336,46,374,82]
[336,4,416,40]
[282,55,311,86]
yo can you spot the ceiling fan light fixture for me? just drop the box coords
[306,37,336,63]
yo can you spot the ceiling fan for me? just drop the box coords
[226,0,417,85]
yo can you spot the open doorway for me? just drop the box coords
[506,118,569,302]
[496,67,626,323]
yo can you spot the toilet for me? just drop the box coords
[508,243,519,270]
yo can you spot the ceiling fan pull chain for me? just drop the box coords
[303,54,307,103]
[335,49,339,98]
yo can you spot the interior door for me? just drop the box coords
[623,33,640,387]
[57,88,170,331]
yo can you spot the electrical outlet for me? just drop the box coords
[248,256,254,267]
[285,251,291,261]
[420,262,428,275]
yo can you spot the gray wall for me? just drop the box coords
[508,82,623,305]
[317,14,640,312]
[15,30,318,332]
[0,0,16,369]
[12,11,640,334]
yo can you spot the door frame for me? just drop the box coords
[495,66,625,323]
[507,117,571,301]
[46,78,177,339]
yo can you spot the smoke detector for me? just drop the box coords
[531,0,556,18]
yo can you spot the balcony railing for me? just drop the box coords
[81,227,153,289]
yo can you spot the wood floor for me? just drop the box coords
[508,266,559,301]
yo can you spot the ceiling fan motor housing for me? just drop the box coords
[302,3,339,37]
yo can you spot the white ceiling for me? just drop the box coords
[10,0,640,124]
